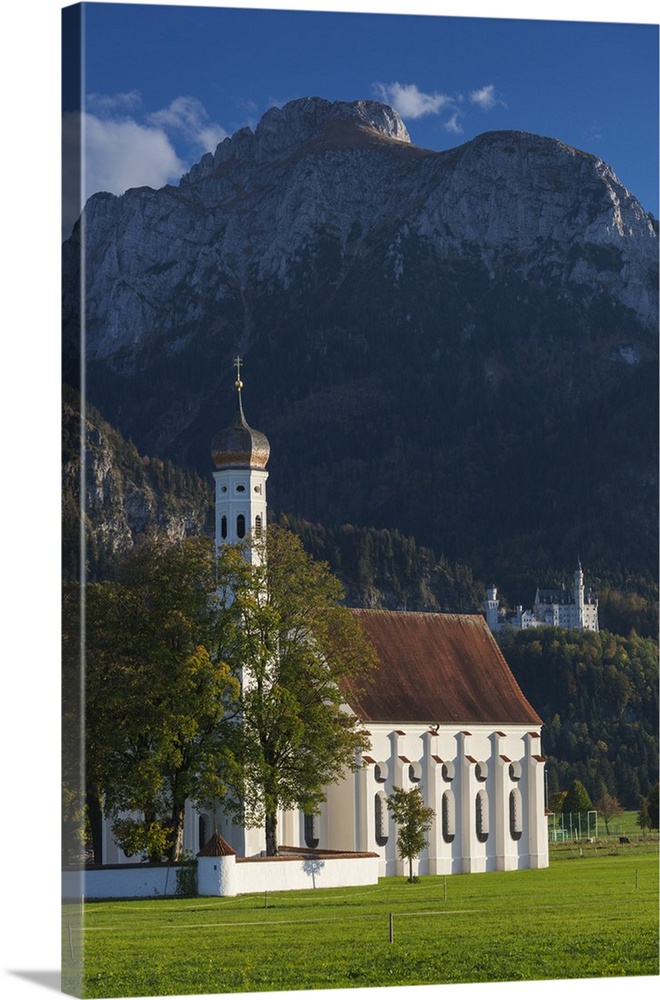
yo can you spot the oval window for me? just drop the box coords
[374,762,388,783]
[475,761,489,782]
[409,761,422,783]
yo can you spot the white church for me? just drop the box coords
[102,373,549,876]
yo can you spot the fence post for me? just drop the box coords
[389,912,394,943]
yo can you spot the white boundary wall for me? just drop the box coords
[63,863,186,900]
[63,852,380,900]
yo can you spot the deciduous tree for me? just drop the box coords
[217,526,377,855]
[594,793,623,834]
[386,786,435,882]
[85,534,238,861]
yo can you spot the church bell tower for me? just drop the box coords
[211,358,269,562]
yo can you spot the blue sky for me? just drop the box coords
[62,0,659,235]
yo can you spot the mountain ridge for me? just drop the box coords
[62,97,658,578]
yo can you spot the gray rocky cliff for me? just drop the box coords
[62,387,212,579]
[63,98,657,365]
[61,98,658,576]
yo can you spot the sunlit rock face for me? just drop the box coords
[63,97,657,365]
[62,98,658,571]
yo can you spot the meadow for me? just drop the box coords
[67,842,658,999]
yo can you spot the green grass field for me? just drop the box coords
[65,844,659,999]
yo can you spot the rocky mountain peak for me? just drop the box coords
[183,97,410,182]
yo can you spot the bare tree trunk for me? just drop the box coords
[265,811,278,856]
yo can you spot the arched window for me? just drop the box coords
[509,788,523,840]
[237,514,246,538]
[304,813,319,849]
[221,515,228,540]
[375,792,388,846]
[255,514,263,538]
[442,790,455,843]
[198,815,207,851]
[476,790,489,842]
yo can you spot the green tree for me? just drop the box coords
[647,781,659,830]
[594,793,623,834]
[637,796,652,835]
[562,779,592,816]
[386,786,435,882]
[218,526,377,856]
[85,534,239,861]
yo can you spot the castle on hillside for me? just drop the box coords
[484,565,599,634]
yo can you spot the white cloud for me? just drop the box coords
[374,82,453,119]
[444,113,464,134]
[373,80,503,137]
[148,96,227,150]
[88,91,143,114]
[81,112,185,198]
[470,84,501,111]
[62,93,228,235]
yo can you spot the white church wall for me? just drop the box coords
[326,721,547,877]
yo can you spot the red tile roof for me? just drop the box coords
[197,833,237,857]
[344,610,542,726]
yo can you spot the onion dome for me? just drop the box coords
[211,365,270,470]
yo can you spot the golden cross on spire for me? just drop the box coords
[234,355,243,390]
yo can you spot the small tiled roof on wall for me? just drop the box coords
[344,609,542,726]
[197,833,237,857]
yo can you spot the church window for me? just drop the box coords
[441,762,455,782]
[237,514,246,538]
[475,761,488,782]
[304,813,319,849]
[221,515,228,539]
[509,789,523,839]
[375,792,388,846]
[476,790,489,842]
[254,484,262,494]
[509,761,522,781]
[236,484,246,493]
[255,515,263,538]
[198,815,207,851]
[409,761,422,782]
[374,762,388,783]
[441,790,455,843]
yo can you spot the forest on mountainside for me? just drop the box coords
[497,627,658,809]
[63,387,658,809]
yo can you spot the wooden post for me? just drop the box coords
[443,875,447,902]
[389,912,394,943]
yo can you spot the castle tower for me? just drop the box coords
[211,358,270,563]
[485,585,500,632]
[573,559,584,629]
